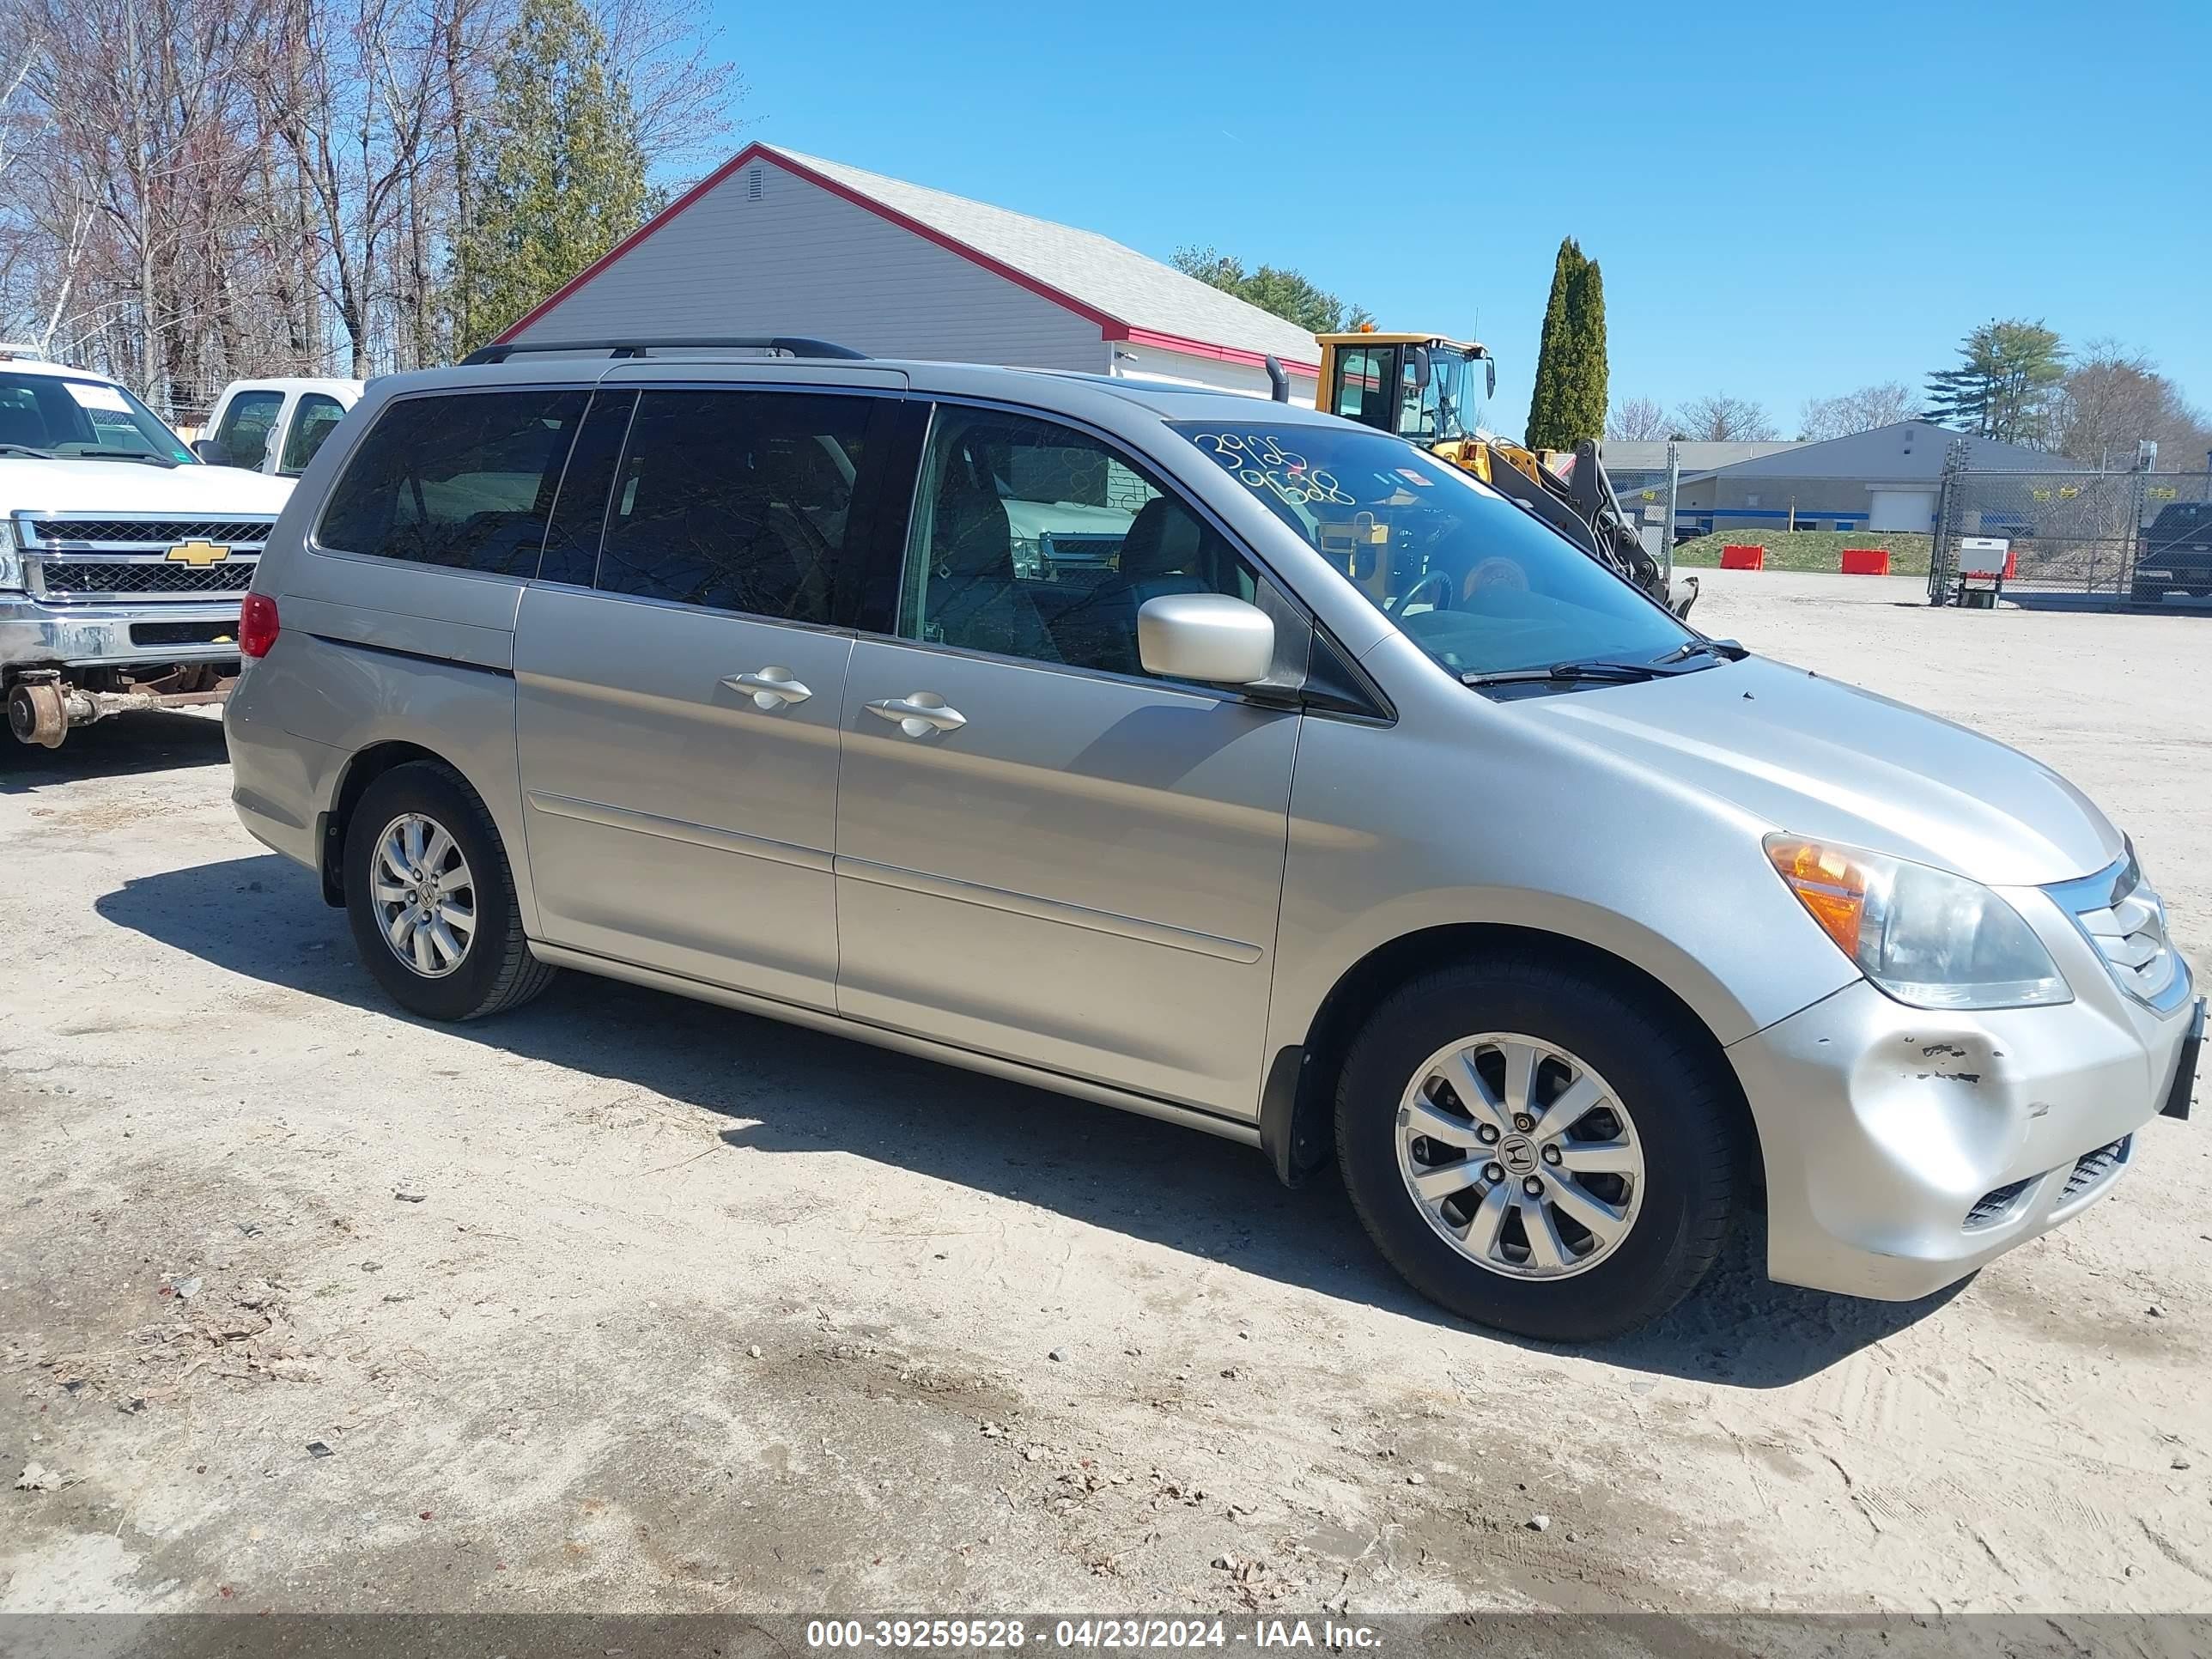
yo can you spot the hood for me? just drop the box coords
[3,457,295,517]
[1521,655,2123,886]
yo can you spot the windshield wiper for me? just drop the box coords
[74,448,178,468]
[1462,658,1667,688]
[1650,636,1747,665]
[0,443,58,459]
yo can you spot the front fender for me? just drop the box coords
[1264,689,1860,1103]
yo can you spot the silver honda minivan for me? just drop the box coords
[224,338,2200,1340]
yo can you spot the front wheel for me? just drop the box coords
[1334,956,1741,1341]
[343,761,556,1021]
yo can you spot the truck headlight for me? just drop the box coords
[1765,835,2070,1010]
[0,520,20,592]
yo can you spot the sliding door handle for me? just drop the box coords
[865,694,967,737]
[722,667,813,708]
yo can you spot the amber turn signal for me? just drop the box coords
[1765,836,1869,958]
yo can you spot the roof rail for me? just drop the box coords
[459,335,868,367]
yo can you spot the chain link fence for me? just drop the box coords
[1929,464,2212,606]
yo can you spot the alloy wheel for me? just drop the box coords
[1394,1032,1645,1279]
[370,811,477,980]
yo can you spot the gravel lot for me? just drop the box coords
[4,569,2209,1616]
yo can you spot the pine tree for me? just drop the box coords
[451,0,653,356]
[1170,246,1371,334]
[1524,238,1585,449]
[1924,319,2067,447]
[1565,254,1607,446]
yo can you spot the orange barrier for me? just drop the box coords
[1719,544,1765,570]
[1839,547,1891,575]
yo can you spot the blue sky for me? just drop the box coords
[700,0,2209,440]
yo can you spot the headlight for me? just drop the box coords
[0,520,20,592]
[1765,835,2069,1010]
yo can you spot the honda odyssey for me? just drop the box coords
[223,338,2200,1340]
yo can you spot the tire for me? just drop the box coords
[1334,953,1740,1342]
[343,761,556,1021]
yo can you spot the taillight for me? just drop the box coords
[239,592,279,659]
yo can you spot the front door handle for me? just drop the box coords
[865,693,967,737]
[722,667,813,709]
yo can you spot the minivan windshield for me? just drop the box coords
[0,372,197,464]
[1171,421,1691,678]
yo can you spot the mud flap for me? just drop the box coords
[2161,998,2203,1121]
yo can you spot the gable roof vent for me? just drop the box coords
[747,166,764,201]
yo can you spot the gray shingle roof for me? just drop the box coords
[1694,422,2074,483]
[1599,441,1802,474]
[765,146,1324,369]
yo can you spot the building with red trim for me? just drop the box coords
[496,143,1324,401]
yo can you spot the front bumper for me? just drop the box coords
[1728,947,2196,1302]
[0,593,244,671]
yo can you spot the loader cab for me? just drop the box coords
[1316,331,1494,445]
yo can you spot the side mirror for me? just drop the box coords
[1485,356,1497,398]
[191,438,226,465]
[1137,593,1275,686]
[1409,346,1431,389]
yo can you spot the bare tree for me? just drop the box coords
[2,0,268,410]
[2051,341,2212,470]
[1671,393,1778,442]
[0,0,740,405]
[1796,381,1917,441]
[597,0,742,177]
[1603,395,1668,441]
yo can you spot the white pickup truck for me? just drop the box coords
[196,377,363,476]
[0,348,295,749]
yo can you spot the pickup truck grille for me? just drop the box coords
[38,560,255,596]
[24,517,275,547]
[14,511,273,605]
[2048,851,2187,1012]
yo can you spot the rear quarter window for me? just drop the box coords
[317,389,588,575]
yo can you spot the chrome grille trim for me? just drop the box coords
[2046,848,2191,1014]
[22,517,275,548]
[11,509,273,606]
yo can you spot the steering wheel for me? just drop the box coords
[1394,569,1454,614]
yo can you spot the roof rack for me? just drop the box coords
[459,336,868,367]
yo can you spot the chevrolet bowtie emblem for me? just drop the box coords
[166,539,231,566]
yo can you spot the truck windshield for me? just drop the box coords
[1171,421,1691,678]
[1408,349,1486,444]
[0,373,198,464]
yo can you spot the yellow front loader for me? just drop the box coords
[1310,330,1692,617]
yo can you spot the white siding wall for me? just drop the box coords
[1113,346,1320,406]
[514,158,1106,372]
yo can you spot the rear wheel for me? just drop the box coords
[1334,955,1740,1341]
[343,762,555,1021]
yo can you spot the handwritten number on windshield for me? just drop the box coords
[1192,432,1356,507]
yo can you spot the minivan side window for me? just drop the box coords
[592,389,872,624]
[535,390,637,588]
[902,405,1260,678]
[318,390,588,576]
[278,392,349,475]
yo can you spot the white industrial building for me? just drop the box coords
[497,143,1324,401]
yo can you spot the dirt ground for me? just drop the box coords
[4,569,2210,1617]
